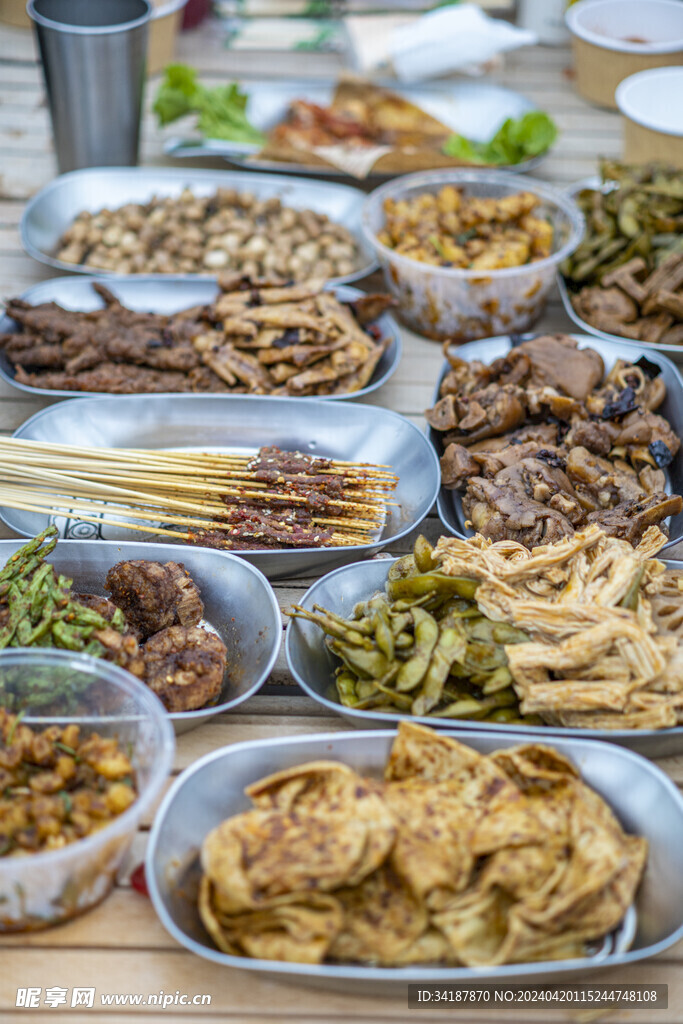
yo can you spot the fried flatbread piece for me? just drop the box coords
[199,878,343,963]
[328,866,430,965]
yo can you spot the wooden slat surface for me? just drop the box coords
[0,18,680,1022]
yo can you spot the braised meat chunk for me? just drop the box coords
[143,625,228,713]
[105,560,204,642]
[427,333,682,549]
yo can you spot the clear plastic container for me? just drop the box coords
[361,168,584,342]
[0,650,174,931]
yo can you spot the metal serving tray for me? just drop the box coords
[0,539,281,734]
[19,167,376,285]
[0,276,401,403]
[429,333,683,553]
[558,177,683,364]
[286,555,683,756]
[162,78,545,178]
[146,727,683,993]
[0,395,440,581]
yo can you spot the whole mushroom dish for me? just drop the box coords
[426,334,682,548]
[54,187,361,281]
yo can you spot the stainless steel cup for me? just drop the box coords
[27,0,152,173]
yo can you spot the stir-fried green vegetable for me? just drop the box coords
[562,160,683,286]
[0,527,127,656]
[289,536,538,724]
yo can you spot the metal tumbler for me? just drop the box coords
[27,0,152,173]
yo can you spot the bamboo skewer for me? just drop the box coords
[0,439,396,478]
[0,492,365,548]
[0,464,387,519]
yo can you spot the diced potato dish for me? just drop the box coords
[377,186,554,270]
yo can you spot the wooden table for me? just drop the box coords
[0,19,681,1022]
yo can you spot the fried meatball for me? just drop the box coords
[143,625,227,713]
[105,560,204,641]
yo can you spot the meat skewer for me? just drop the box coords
[0,442,397,550]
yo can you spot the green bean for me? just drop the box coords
[389,610,412,636]
[330,641,389,680]
[335,670,359,707]
[52,621,89,651]
[391,592,437,612]
[481,666,514,694]
[387,573,477,603]
[428,697,486,719]
[395,608,439,692]
[289,606,374,649]
[428,690,516,720]
[488,708,525,723]
[368,597,394,661]
[395,631,414,650]
[411,619,467,717]
[413,534,438,574]
[387,554,417,582]
[356,678,379,700]
[374,680,412,711]
[0,527,57,586]
[314,604,375,636]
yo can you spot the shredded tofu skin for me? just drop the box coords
[435,525,683,729]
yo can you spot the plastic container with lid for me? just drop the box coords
[0,650,174,931]
[361,168,584,343]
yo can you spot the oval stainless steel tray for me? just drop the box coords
[428,332,683,554]
[146,727,683,993]
[19,166,377,285]
[0,277,401,403]
[0,395,440,581]
[162,78,547,178]
[285,554,683,755]
[558,176,683,364]
[0,539,281,734]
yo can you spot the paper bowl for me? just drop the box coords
[616,67,683,167]
[566,0,683,110]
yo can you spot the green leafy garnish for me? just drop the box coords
[443,111,558,166]
[55,741,77,757]
[153,64,266,145]
[6,709,25,746]
[428,234,448,259]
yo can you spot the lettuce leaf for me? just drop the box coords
[443,111,557,166]
[153,65,265,145]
